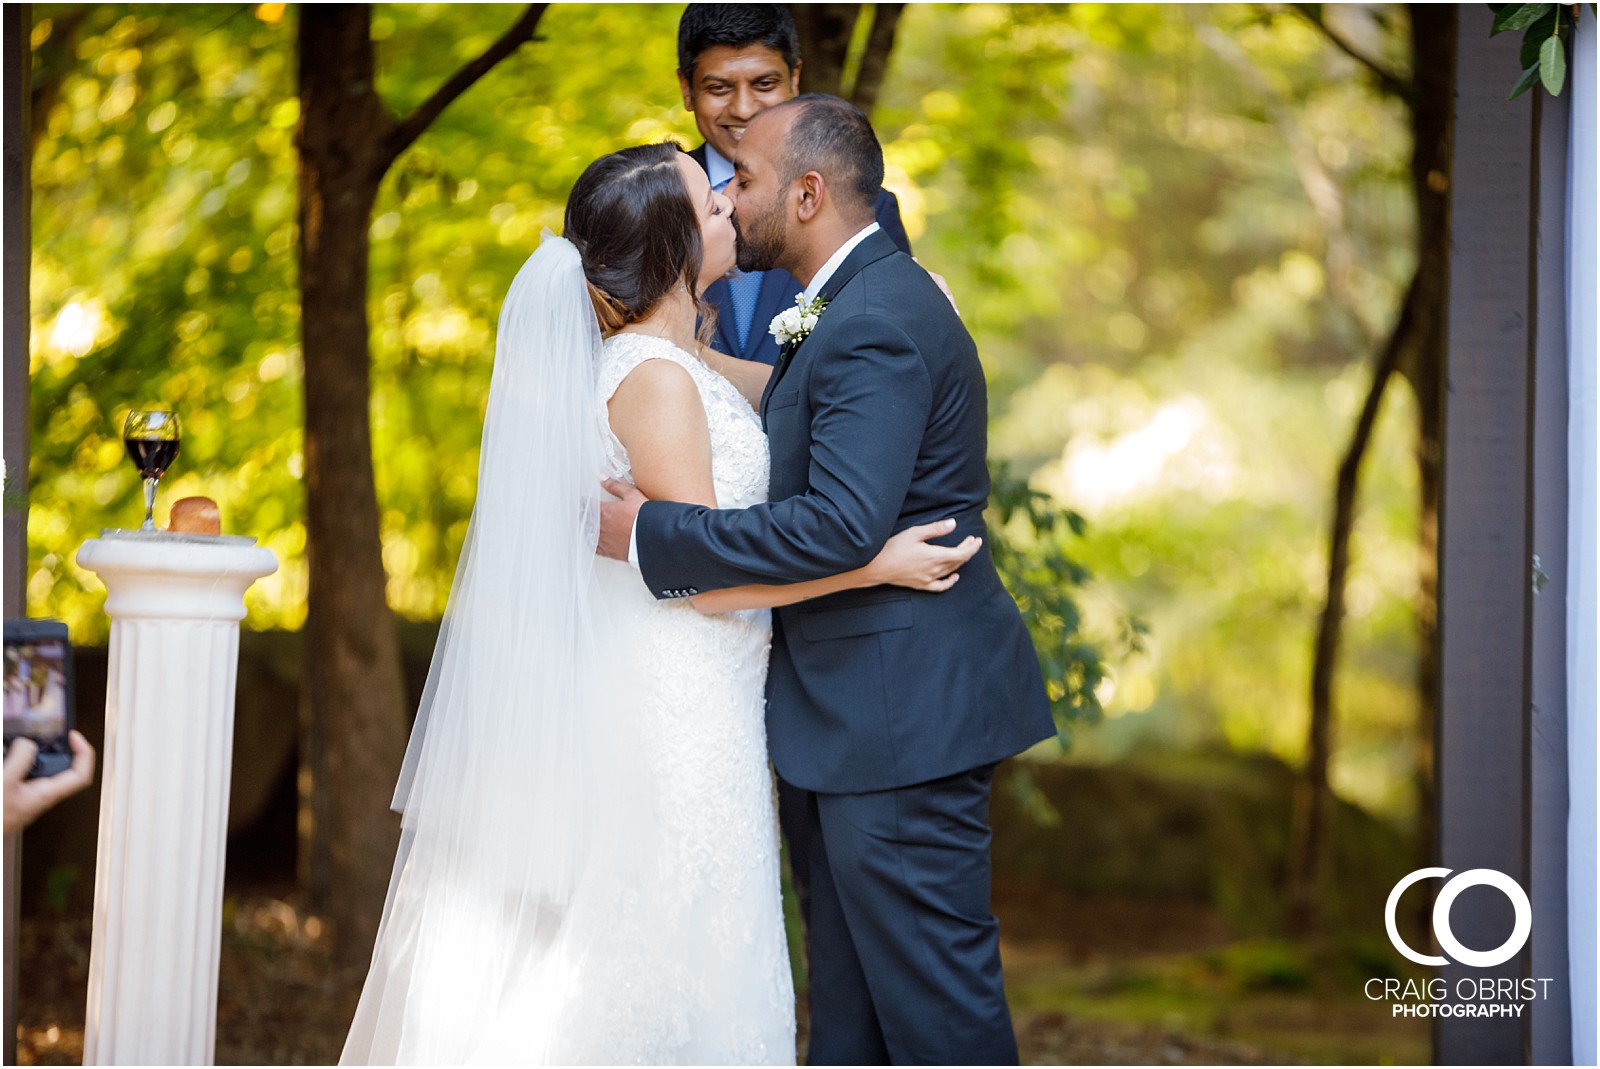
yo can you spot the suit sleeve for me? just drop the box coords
[875,190,913,255]
[634,314,933,596]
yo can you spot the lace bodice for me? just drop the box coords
[598,332,770,511]
[563,331,790,1064]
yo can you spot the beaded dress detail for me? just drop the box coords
[543,331,792,1064]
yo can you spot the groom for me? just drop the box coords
[598,95,1053,1064]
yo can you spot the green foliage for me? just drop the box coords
[26,4,698,639]
[988,459,1131,744]
[876,6,1416,818]
[1491,3,1577,98]
[880,5,1411,397]
[1201,938,1312,992]
[28,5,303,639]
[44,861,81,915]
[27,5,1419,825]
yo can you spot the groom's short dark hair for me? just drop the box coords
[778,94,884,223]
[677,4,800,79]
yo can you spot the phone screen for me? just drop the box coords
[3,620,75,778]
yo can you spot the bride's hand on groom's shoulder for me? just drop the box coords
[866,519,981,593]
[597,477,649,561]
[914,258,960,317]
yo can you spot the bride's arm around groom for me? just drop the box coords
[600,93,1052,1066]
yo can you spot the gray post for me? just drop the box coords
[3,6,31,1065]
[1528,68,1573,1069]
[1435,6,1536,1064]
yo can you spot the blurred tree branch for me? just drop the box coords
[28,8,92,150]
[1293,272,1419,931]
[382,4,547,171]
[1287,3,1414,103]
[1272,4,1454,934]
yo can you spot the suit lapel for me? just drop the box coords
[758,230,901,424]
[815,228,898,299]
[759,341,794,420]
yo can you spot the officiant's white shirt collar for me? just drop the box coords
[704,143,735,192]
[803,222,880,305]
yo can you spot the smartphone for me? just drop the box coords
[3,619,75,779]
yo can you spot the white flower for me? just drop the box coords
[769,308,805,346]
[768,293,829,349]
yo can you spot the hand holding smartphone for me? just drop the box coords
[4,730,95,835]
[4,619,76,779]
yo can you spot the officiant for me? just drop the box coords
[676,4,914,367]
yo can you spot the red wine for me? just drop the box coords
[125,437,180,479]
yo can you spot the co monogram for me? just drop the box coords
[1385,867,1532,968]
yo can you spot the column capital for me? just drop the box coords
[77,536,278,623]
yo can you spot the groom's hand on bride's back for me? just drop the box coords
[598,477,650,561]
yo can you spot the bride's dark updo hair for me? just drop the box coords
[564,141,713,337]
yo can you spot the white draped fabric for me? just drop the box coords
[340,234,794,1064]
[1568,15,1597,1065]
[340,235,656,1063]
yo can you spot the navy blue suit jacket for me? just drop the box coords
[689,143,913,366]
[636,229,1055,793]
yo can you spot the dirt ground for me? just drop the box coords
[14,881,1427,1065]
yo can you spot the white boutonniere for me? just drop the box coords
[769,293,829,350]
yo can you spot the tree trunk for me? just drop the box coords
[295,1,545,964]
[1291,275,1418,933]
[848,4,903,116]
[1288,4,1456,934]
[790,3,903,119]
[792,4,858,98]
[1396,2,1455,890]
[297,4,407,964]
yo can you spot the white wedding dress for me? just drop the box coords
[564,332,796,1063]
[341,312,795,1065]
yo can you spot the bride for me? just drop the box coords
[339,142,980,1065]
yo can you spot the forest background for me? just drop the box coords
[18,3,1445,1063]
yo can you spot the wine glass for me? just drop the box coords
[123,410,181,531]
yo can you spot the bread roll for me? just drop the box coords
[168,496,221,535]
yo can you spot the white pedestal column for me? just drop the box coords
[76,534,278,1066]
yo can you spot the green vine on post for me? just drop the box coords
[986,459,1144,749]
[1490,3,1583,98]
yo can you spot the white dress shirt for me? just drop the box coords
[801,222,879,305]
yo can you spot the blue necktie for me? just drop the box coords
[715,176,763,353]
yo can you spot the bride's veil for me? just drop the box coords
[341,232,652,1065]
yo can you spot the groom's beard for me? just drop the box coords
[733,202,787,274]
